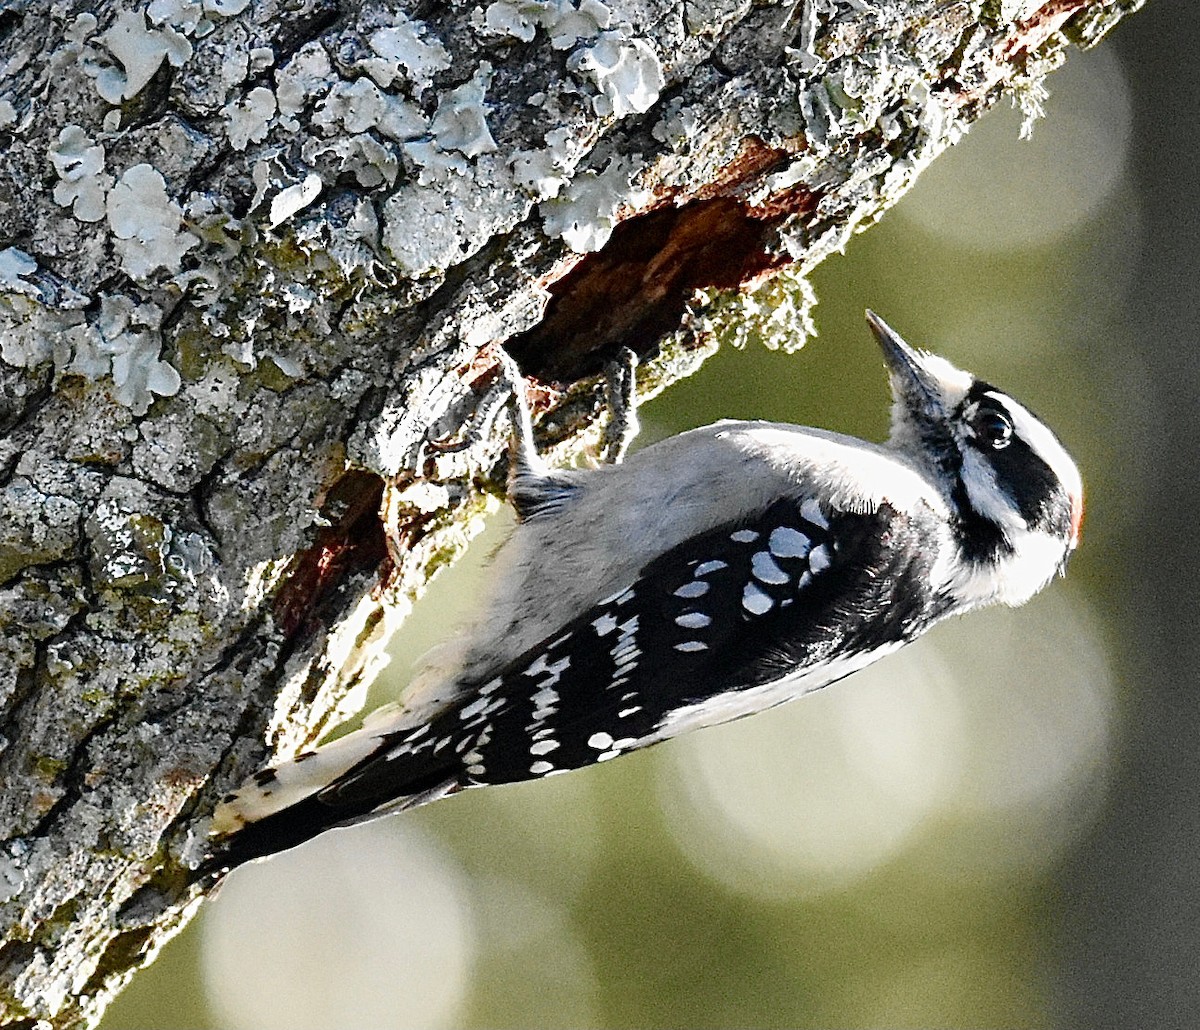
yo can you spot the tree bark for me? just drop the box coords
[0,0,1143,1025]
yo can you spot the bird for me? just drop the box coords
[202,311,1083,873]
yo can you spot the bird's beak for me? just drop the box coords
[865,310,946,422]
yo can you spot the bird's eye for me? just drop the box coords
[973,408,1013,449]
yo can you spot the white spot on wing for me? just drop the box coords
[675,612,711,629]
[742,582,774,615]
[808,544,831,573]
[751,551,789,585]
[588,731,614,750]
[593,613,619,635]
[694,560,728,576]
[731,528,759,543]
[768,526,810,558]
[675,581,709,598]
[674,641,708,652]
[599,586,636,606]
[800,497,828,528]
[526,653,572,684]
[532,685,559,708]
[531,684,559,721]
[459,696,489,720]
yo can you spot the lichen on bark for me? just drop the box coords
[0,0,1144,1025]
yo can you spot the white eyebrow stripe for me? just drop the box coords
[984,391,1082,502]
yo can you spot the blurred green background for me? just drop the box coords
[103,4,1199,1028]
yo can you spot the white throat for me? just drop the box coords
[945,523,1066,610]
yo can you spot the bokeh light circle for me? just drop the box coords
[661,642,969,896]
[201,822,475,1030]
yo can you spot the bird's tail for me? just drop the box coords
[197,775,458,878]
[198,718,459,878]
[210,727,384,837]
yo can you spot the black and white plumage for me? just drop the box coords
[205,312,1083,871]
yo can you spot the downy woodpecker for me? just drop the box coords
[205,312,1083,871]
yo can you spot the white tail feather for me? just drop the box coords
[211,727,385,835]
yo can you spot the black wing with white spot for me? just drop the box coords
[330,496,943,795]
[210,497,944,867]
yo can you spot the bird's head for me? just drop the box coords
[867,310,1084,606]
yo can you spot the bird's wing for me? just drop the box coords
[207,494,942,869]
[327,494,940,799]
